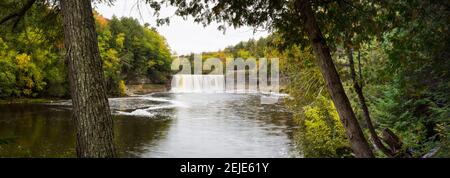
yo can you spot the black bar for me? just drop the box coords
[0,158,447,177]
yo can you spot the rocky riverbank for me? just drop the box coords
[125,84,169,96]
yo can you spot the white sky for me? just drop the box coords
[94,0,269,55]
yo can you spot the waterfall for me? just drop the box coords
[171,75,225,93]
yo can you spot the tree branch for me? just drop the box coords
[348,47,395,157]
[0,0,37,28]
[357,50,363,88]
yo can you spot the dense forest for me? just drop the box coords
[0,4,172,98]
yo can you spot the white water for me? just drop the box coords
[171,74,225,93]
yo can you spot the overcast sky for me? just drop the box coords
[94,0,269,55]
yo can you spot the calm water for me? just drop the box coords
[0,93,298,158]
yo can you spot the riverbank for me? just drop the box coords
[0,98,63,105]
[0,84,169,105]
[125,84,169,96]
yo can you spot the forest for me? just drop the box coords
[0,2,172,98]
[0,0,449,158]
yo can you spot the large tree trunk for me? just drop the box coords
[61,0,116,158]
[296,0,374,158]
[347,48,394,157]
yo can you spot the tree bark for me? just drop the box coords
[347,48,394,157]
[61,0,116,158]
[296,0,374,158]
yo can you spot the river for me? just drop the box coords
[0,92,299,158]
[1,74,299,157]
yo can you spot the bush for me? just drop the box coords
[295,95,351,157]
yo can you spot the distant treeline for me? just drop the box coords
[0,8,172,98]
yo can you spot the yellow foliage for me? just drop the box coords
[15,53,31,68]
[26,79,34,89]
[147,60,157,68]
[115,33,125,49]
[295,95,350,157]
[119,80,127,96]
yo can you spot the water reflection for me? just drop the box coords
[0,104,76,157]
[0,93,297,158]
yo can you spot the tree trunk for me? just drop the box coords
[296,0,374,158]
[61,0,116,158]
[347,48,394,157]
